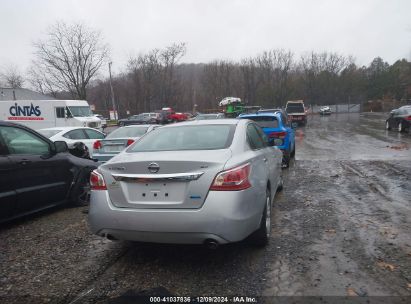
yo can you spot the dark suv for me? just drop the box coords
[0,121,97,223]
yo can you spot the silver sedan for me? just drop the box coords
[88,119,283,247]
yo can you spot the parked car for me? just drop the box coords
[286,100,307,126]
[93,124,160,163]
[238,111,295,167]
[89,119,283,247]
[0,121,97,223]
[161,108,189,123]
[38,127,106,157]
[319,106,332,115]
[118,113,160,126]
[195,113,225,120]
[386,106,411,132]
[94,114,107,128]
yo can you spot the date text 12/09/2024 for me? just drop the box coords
[149,296,258,303]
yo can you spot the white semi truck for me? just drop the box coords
[0,99,102,131]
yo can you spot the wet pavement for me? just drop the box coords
[0,113,410,303]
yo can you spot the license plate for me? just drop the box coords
[127,182,185,202]
[103,145,124,152]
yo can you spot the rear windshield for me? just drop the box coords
[107,127,148,138]
[244,116,278,128]
[286,104,305,113]
[128,125,235,152]
[38,129,62,138]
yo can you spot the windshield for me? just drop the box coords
[245,116,278,128]
[68,106,92,117]
[400,108,411,115]
[286,104,305,113]
[107,126,148,138]
[38,129,62,138]
[128,125,235,152]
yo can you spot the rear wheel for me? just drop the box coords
[277,175,283,192]
[290,143,295,158]
[385,121,391,130]
[398,122,404,132]
[248,188,271,246]
[282,153,290,168]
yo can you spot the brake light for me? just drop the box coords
[90,170,107,190]
[126,139,135,146]
[269,131,287,139]
[210,163,251,191]
[406,116,411,121]
[93,140,102,150]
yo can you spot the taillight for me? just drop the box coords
[90,170,107,190]
[406,116,411,121]
[210,163,251,191]
[126,139,135,146]
[269,131,287,139]
[93,140,102,150]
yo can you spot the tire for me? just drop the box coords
[385,121,391,130]
[277,175,283,192]
[282,153,290,168]
[70,170,92,206]
[398,122,404,133]
[248,188,271,246]
[290,143,295,158]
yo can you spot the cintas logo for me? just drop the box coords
[8,103,44,121]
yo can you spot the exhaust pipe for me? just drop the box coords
[204,239,219,250]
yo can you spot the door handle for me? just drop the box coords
[18,159,32,165]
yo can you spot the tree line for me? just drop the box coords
[1,22,410,115]
[87,49,411,115]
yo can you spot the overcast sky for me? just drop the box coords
[1,0,411,76]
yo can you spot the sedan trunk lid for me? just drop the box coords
[99,149,231,209]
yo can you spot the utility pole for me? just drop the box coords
[108,62,117,120]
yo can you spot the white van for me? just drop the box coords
[0,99,102,131]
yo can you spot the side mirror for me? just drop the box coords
[54,141,68,153]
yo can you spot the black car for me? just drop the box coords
[118,113,159,126]
[0,121,98,223]
[386,106,411,132]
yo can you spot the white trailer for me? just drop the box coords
[0,99,102,131]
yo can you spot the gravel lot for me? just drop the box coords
[1,113,410,303]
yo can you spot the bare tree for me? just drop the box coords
[160,42,186,105]
[0,64,24,88]
[30,21,109,99]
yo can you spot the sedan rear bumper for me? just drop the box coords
[88,189,264,244]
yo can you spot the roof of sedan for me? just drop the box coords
[120,124,160,128]
[38,126,101,131]
[239,112,280,118]
[162,119,240,127]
